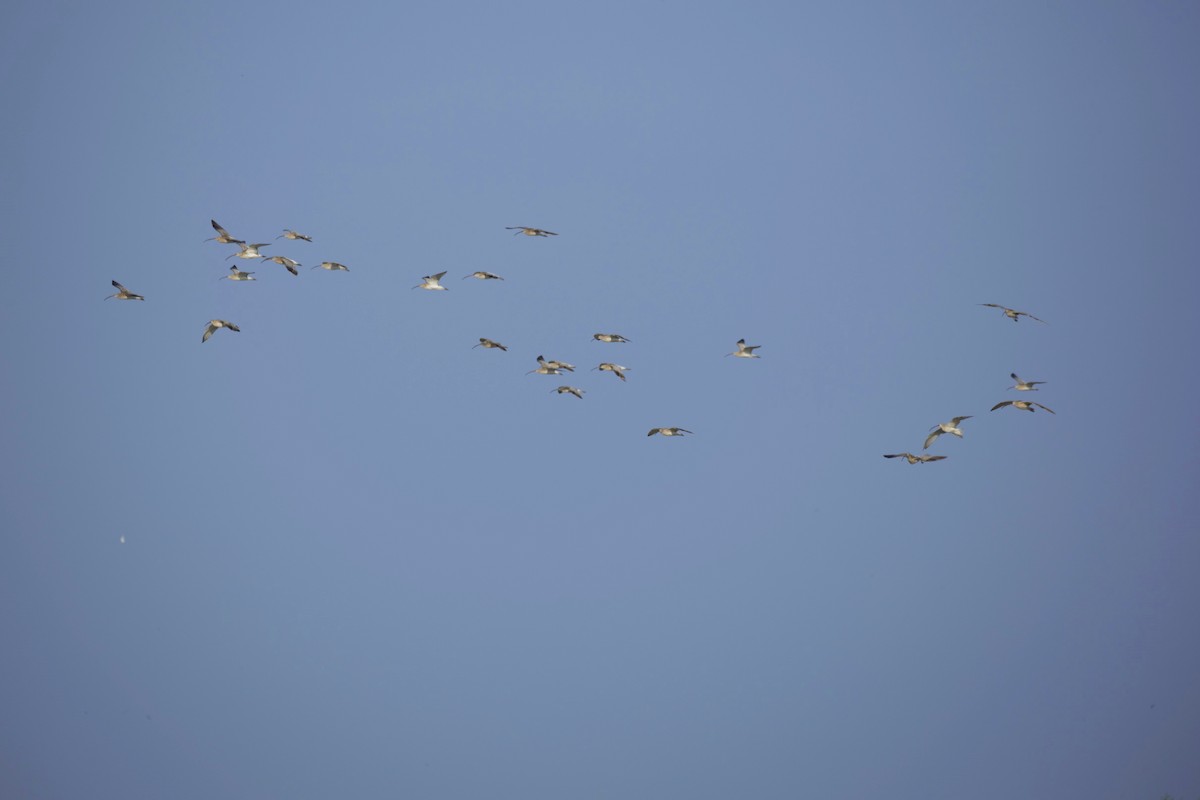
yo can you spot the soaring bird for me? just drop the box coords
[924,416,972,450]
[538,355,575,373]
[221,266,256,281]
[593,333,630,343]
[261,255,301,275]
[227,242,271,260]
[594,363,628,381]
[105,280,144,301]
[311,261,350,271]
[473,338,508,352]
[648,427,693,437]
[552,386,585,399]
[201,320,240,343]
[204,219,244,246]
[506,227,557,237]
[979,303,1046,323]
[991,400,1055,414]
[726,338,761,358]
[1008,373,1046,391]
[276,229,313,242]
[462,271,504,280]
[884,453,947,464]
[412,271,448,290]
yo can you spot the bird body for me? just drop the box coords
[202,319,240,342]
[727,338,761,358]
[1008,373,1046,391]
[473,338,508,351]
[552,386,585,399]
[594,363,628,381]
[276,229,313,242]
[648,427,693,437]
[593,333,630,343]
[463,271,504,280]
[413,271,448,290]
[205,219,244,246]
[991,400,1055,414]
[884,453,947,464]
[538,355,575,372]
[980,303,1046,323]
[924,416,972,450]
[506,227,557,237]
[105,280,144,301]
[311,261,350,271]
[222,266,256,281]
[227,243,270,260]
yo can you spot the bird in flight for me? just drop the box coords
[979,304,1046,323]
[538,355,575,373]
[1008,373,1046,391]
[221,266,256,281]
[105,280,144,301]
[593,333,630,343]
[726,338,762,358]
[276,229,313,242]
[473,338,508,352]
[883,453,947,464]
[261,255,301,275]
[462,271,504,280]
[202,320,240,343]
[594,363,629,381]
[227,242,271,261]
[204,219,244,246]
[412,271,448,290]
[506,227,557,237]
[552,386,585,399]
[311,261,350,271]
[648,427,693,437]
[991,400,1055,414]
[924,416,972,450]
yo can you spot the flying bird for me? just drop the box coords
[538,355,575,372]
[593,333,631,343]
[979,304,1046,323]
[105,280,144,301]
[204,219,244,245]
[726,338,761,358]
[594,363,629,381]
[462,271,504,280]
[261,255,301,275]
[311,261,350,271]
[201,319,240,343]
[276,229,313,242]
[473,338,508,352]
[226,242,271,260]
[221,266,256,281]
[506,227,557,237]
[1008,373,1046,391]
[412,271,448,290]
[924,416,972,450]
[552,386,585,399]
[883,453,948,464]
[991,400,1055,414]
[648,427,693,437]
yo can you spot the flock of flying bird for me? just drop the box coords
[105,220,768,439]
[883,304,1054,465]
[106,221,1054,448]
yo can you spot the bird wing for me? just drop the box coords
[211,220,231,236]
[980,303,1003,309]
[991,401,1013,411]
[951,416,972,425]
[923,430,941,450]
[647,429,661,436]
[921,455,947,462]
[1021,312,1047,323]
[431,271,447,281]
[202,322,217,342]
[1034,403,1056,414]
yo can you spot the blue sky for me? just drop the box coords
[2,2,1199,797]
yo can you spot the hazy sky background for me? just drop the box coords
[2,2,1199,798]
